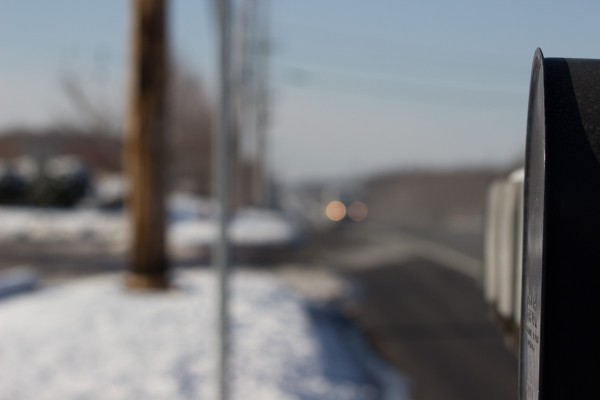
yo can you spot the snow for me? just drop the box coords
[0,207,126,244]
[230,209,300,245]
[0,270,381,400]
[0,200,301,250]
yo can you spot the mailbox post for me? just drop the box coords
[520,49,600,399]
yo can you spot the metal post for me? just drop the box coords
[214,0,232,399]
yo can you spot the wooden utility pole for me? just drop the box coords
[124,0,169,290]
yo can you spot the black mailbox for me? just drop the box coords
[521,49,600,399]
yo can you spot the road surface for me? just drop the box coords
[290,220,518,400]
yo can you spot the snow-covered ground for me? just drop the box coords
[0,194,302,252]
[0,194,410,399]
[0,270,404,400]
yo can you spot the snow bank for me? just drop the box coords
[0,207,126,244]
[0,271,378,400]
[0,204,301,249]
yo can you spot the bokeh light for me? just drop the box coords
[348,201,368,222]
[325,200,346,222]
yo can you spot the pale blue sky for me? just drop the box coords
[1,1,600,181]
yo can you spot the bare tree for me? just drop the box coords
[167,62,214,194]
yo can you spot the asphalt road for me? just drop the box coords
[294,220,518,400]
